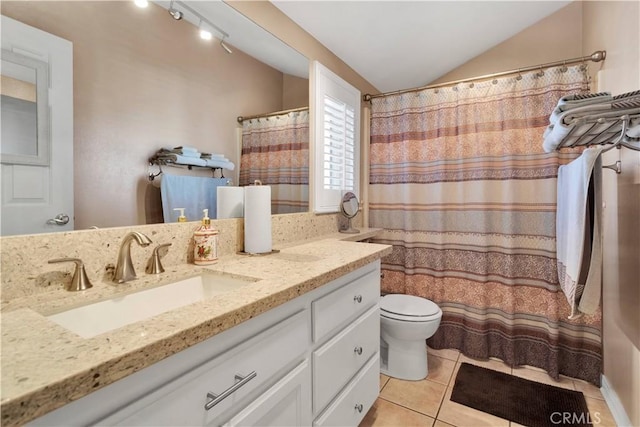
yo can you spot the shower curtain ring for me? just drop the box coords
[516,69,523,81]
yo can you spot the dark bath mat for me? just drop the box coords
[451,363,593,427]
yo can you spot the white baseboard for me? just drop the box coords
[600,374,633,427]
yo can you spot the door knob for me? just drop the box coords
[47,213,70,225]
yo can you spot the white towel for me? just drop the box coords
[160,174,229,222]
[549,92,612,126]
[556,147,603,318]
[204,158,235,170]
[627,117,640,138]
[174,145,199,154]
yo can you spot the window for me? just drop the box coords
[312,61,360,213]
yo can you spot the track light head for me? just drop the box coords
[169,8,183,20]
[168,0,182,20]
[220,38,233,54]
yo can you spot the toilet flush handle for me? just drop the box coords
[354,346,363,355]
[355,403,364,413]
[354,294,363,303]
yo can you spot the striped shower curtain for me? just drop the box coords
[369,65,602,385]
[239,110,309,214]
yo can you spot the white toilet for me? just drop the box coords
[380,294,442,381]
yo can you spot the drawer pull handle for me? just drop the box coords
[354,295,363,303]
[355,403,364,413]
[354,346,363,355]
[204,371,257,410]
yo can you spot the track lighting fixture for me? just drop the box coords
[137,0,232,54]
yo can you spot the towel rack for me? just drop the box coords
[560,113,640,151]
[556,113,640,174]
[148,158,226,181]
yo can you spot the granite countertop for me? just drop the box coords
[0,229,391,426]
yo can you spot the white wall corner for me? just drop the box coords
[600,375,633,427]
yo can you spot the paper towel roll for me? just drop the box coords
[244,185,272,254]
[217,186,244,219]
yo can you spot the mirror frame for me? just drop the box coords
[0,48,50,166]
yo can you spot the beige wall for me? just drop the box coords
[2,1,307,230]
[583,2,640,426]
[432,2,583,84]
[283,74,309,109]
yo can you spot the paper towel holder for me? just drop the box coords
[339,192,360,234]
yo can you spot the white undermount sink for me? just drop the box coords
[47,273,255,339]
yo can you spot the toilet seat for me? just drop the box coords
[381,294,441,322]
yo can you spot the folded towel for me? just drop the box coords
[556,147,603,318]
[156,153,207,167]
[204,158,235,170]
[173,145,199,154]
[543,120,576,152]
[613,89,640,100]
[549,92,612,126]
[627,117,640,138]
[201,153,227,160]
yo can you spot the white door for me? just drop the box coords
[1,15,73,236]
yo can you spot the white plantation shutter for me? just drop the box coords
[313,62,360,213]
[323,95,355,191]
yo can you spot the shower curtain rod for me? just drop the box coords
[363,50,606,102]
[237,106,309,123]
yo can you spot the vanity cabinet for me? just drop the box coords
[29,261,381,427]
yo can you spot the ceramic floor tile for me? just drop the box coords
[426,355,457,386]
[379,377,447,418]
[380,374,390,391]
[511,366,575,390]
[437,384,510,427]
[427,346,460,362]
[457,354,512,374]
[360,398,435,427]
[433,420,455,427]
[573,379,604,400]
[585,396,617,427]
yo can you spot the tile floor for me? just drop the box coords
[360,347,617,427]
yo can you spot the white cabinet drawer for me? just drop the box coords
[313,306,379,413]
[314,354,380,427]
[224,360,311,427]
[312,267,379,343]
[100,310,310,426]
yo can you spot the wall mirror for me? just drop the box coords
[0,0,309,236]
[0,49,49,166]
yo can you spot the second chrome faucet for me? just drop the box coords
[114,231,152,283]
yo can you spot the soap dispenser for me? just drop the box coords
[193,209,218,265]
[173,207,187,222]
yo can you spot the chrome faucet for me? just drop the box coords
[113,231,152,283]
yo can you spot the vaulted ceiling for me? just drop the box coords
[271,1,572,92]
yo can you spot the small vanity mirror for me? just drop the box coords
[339,192,360,234]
